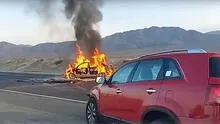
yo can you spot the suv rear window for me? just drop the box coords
[209,57,220,77]
[164,59,182,79]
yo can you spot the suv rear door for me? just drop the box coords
[118,58,164,122]
[158,58,185,116]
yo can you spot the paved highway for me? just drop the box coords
[0,89,87,124]
[0,72,89,124]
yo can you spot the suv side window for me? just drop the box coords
[132,59,163,82]
[110,62,137,84]
[164,59,182,79]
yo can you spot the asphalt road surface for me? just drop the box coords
[0,72,88,124]
[0,89,87,124]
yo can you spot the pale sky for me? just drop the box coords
[0,0,220,45]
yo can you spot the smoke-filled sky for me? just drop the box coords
[0,0,220,45]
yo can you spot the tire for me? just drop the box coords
[86,98,100,124]
[149,119,175,124]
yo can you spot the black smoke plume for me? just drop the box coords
[4,0,103,58]
[63,0,103,58]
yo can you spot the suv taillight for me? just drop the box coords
[207,87,220,104]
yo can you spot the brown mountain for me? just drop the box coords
[1,26,220,59]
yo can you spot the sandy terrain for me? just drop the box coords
[0,57,70,74]
[0,50,147,74]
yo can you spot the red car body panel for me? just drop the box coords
[121,80,163,122]
[89,52,220,124]
[157,54,209,118]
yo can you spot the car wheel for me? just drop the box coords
[86,98,100,124]
[149,119,175,124]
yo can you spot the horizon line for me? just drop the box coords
[0,26,218,46]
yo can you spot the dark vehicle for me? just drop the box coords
[86,49,220,124]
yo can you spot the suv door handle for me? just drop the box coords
[146,89,157,94]
[116,89,123,94]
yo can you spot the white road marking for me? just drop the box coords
[0,89,87,104]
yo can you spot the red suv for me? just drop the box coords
[86,49,220,124]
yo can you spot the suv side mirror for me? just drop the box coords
[96,77,106,84]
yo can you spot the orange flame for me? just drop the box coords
[74,44,90,69]
[65,44,113,79]
[90,48,113,77]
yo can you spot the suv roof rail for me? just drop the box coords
[187,49,207,53]
[140,48,207,58]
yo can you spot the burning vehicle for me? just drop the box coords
[62,0,113,80]
[65,44,113,79]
